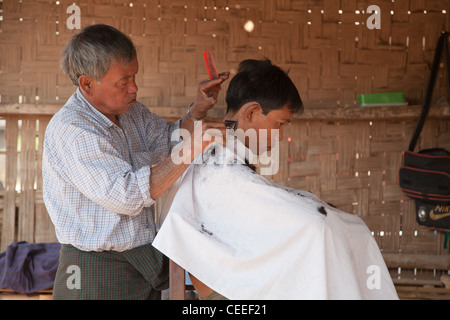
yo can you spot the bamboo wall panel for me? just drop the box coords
[0,0,449,110]
[0,116,57,251]
[0,0,449,289]
[272,114,450,285]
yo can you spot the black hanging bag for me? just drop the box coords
[399,31,450,231]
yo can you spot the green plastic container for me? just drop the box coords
[358,92,407,107]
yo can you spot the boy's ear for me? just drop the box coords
[242,102,263,122]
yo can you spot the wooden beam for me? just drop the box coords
[1,117,19,251]
[383,252,450,270]
[1,103,449,121]
[300,105,450,120]
[0,104,61,115]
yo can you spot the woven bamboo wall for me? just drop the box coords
[0,0,450,296]
[0,0,449,109]
[274,114,450,287]
[0,116,54,250]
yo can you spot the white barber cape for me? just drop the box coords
[152,140,398,300]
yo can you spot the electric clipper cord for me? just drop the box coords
[224,120,238,134]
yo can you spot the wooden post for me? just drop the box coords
[169,259,185,300]
[1,116,19,252]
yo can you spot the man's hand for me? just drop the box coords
[190,120,228,162]
[179,71,230,158]
[150,73,230,200]
[189,71,230,120]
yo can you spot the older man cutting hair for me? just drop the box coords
[42,24,229,299]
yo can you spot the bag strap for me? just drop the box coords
[408,31,450,151]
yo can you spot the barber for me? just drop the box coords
[42,24,229,299]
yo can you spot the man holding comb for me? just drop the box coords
[43,24,229,299]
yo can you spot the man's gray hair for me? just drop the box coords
[61,24,137,86]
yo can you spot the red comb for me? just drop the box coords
[203,51,219,80]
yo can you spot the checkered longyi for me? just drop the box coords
[53,243,169,300]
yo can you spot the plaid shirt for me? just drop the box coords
[43,89,180,252]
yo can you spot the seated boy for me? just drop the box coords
[152,60,398,300]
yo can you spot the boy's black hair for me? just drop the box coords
[225,59,303,115]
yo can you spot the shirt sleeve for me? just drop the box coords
[141,105,182,159]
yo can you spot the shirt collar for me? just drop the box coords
[75,88,118,128]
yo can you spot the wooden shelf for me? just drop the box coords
[301,104,450,120]
[383,252,450,270]
[0,103,449,121]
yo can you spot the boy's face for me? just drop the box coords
[232,103,294,155]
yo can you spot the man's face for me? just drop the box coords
[88,58,139,120]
